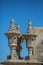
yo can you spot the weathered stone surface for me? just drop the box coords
[1,19,43,65]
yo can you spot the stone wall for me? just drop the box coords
[1,62,43,65]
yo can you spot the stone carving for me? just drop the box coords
[1,19,43,65]
[4,19,43,61]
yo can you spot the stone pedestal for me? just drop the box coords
[1,60,43,65]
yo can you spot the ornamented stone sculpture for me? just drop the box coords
[5,19,20,59]
[0,19,43,65]
[21,20,37,60]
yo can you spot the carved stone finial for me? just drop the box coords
[16,24,20,31]
[27,20,32,33]
[10,19,15,29]
[28,20,32,29]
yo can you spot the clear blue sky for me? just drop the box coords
[0,0,43,62]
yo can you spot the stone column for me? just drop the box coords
[16,46,22,59]
[16,36,24,59]
[26,38,34,60]
[10,48,14,59]
[8,36,18,59]
[28,48,33,56]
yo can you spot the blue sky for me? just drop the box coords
[0,0,43,62]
